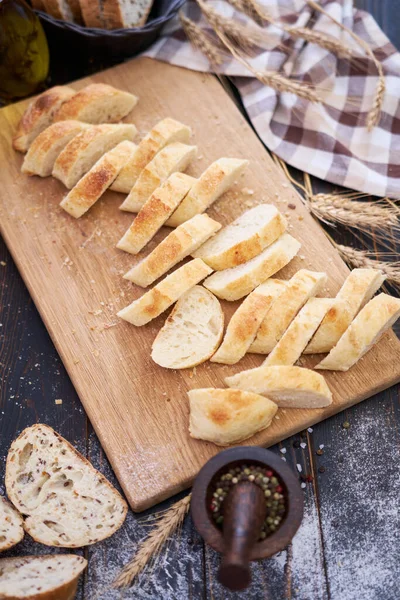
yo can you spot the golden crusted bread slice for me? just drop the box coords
[60,140,136,218]
[124,214,221,287]
[0,554,87,600]
[118,259,212,326]
[192,204,287,270]
[210,279,287,365]
[116,173,196,254]
[249,269,327,354]
[0,496,24,552]
[13,86,75,153]
[31,0,46,9]
[42,0,78,21]
[263,298,334,366]
[203,233,301,301]
[166,158,249,227]
[79,0,106,26]
[102,0,154,27]
[52,123,137,188]
[21,120,89,177]
[316,293,400,372]
[120,143,198,212]
[151,286,224,369]
[54,83,138,123]
[188,388,278,446]
[305,268,386,354]
[5,424,128,547]
[226,366,333,409]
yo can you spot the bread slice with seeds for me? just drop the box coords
[102,0,155,29]
[42,0,75,20]
[52,123,137,188]
[5,424,127,547]
[0,554,87,600]
[54,83,138,123]
[0,496,24,552]
[79,0,106,26]
[13,86,76,153]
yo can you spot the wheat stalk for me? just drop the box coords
[180,13,225,66]
[285,26,354,59]
[334,244,400,288]
[113,494,192,589]
[226,0,265,26]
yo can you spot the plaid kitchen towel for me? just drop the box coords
[145,0,400,199]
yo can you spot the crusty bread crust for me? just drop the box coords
[102,0,154,28]
[79,0,106,27]
[0,496,24,552]
[31,0,46,10]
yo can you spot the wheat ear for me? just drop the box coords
[180,12,225,66]
[334,244,400,289]
[226,0,265,26]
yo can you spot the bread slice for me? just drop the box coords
[21,120,89,177]
[226,366,333,409]
[67,0,83,22]
[60,140,136,218]
[79,0,106,26]
[42,0,74,20]
[31,0,46,10]
[263,298,334,366]
[118,259,212,326]
[102,0,155,28]
[111,118,192,193]
[52,123,137,188]
[166,158,249,227]
[203,232,301,301]
[124,214,221,287]
[5,424,128,547]
[13,86,76,153]
[0,496,24,552]
[249,269,327,354]
[151,286,224,369]
[0,554,87,599]
[116,173,196,254]
[192,204,287,270]
[305,268,386,354]
[54,83,138,123]
[210,279,287,365]
[188,388,278,446]
[316,293,400,372]
[120,143,198,212]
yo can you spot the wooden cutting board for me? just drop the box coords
[1,58,399,511]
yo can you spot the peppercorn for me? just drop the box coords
[342,421,350,429]
[318,466,326,473]
[316,449,324,456]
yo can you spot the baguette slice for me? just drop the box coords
[54,83,138,123]
[0,554,87,600]
[226,366,333,408]
[193,204,287,270]
[151,286,224,369]
[250,269,327,354]
[188,388,278,446]
[102,0,154,27]
[0,496,24,552]
[5,424,128,547]
[116,173,196,254]
[79,0,106,26]
[21,120,89,177]
[13,86,76,153]
[120,143,197,212]
[60,140,137,218]
[124,214,221,286]
[67,0,83,22]
[118,259,213,326]
[211,279,287,365]
[263,298,334,366]
[305,268,386,354]
[53,123,137,188]
[166,158,249,227]
[203,232,301,301]
[42,0,74,20]
[31,0,46,9]
[316,293,400,372]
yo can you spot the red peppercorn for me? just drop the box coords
[276,485,283,493]
[266,470,273,477]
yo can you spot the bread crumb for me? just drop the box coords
[299,255,306,260]
[92,349,100,357]
[298,215,304,221]
[241,187,254,195]
[73,358,80,365]
[282,183,289,188]
[55,399,63,405]
[0,261,6,266]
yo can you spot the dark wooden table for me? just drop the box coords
[1,2,399,598]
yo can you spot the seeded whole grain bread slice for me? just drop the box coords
[5,424,128,548]
[0,496,24,552]
[102,0,155,28]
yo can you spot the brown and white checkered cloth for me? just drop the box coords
[145,0,400,199]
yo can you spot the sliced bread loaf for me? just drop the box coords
[203,232,301,301]
[102,0,155,29]
[124,214,221,287]
[316,293,400,371]
[79,0,106,26]
[111,118,191,193]
[210,279,287,365]
[0,496,24,552]
[120,143,198,212]
[188,388,278,446]
[52,123,137,188]
[226,366,333,409]
[118,259,213,326]
[0,554,87,600]
[13,86,76,153]
[192,204,287,269]
[151,286,224,369]
[42,0,74,20]
[116,173,196,254]
[54,83,138,123]
[5,424,128,547]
